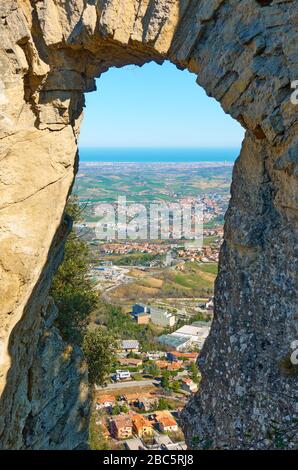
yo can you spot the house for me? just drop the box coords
[118,357,143,368]
[146,351,166,360]
[167,351,198,363]
[156,360,183,371]
[109,415,133,439]
[119,340,140,353]
[150,307,176,327]
[181,377,198,393]
[154,411,178,433]
[132,414,154,438]
[137,396,159,412]
[95,394,115,410]
[124,392,157,407]
[131,312,150,325]
[167,361,183,372]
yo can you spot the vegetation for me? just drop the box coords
[51,195,98,344]
[82,328,117,385]
[89,414,111,450]
[107,253,163,266]
[188,362,200,383]
[90,299,161,351]
[157,398,175,410]
[107,261,217,303]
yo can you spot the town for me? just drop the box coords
[90,299,213,450]
[74,162,226,450]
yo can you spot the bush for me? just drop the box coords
[82,327,118,385]
[51,195,98,344]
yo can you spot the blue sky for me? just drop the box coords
[79,61,244,149]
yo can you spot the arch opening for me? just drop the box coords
[0,0,297,451]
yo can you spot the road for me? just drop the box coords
[95,379,159,391]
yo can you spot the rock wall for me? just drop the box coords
[0,0,297,449]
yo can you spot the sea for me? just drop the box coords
[79,147,239,163]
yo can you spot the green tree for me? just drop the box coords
[82,327,118,385]
[171,380,180,392]
[189,362,199,383]
[111,404,121,415]
[160,371,171,391]
[145,363,160,378]
[51,195,98,344]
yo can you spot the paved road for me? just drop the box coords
[95,379,159,391]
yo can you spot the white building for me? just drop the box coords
[115,370,131,381]
[158,321,211,352]
[150,307,176,327]
[172,323,211,349]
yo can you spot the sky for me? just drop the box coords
[79,61,244,149]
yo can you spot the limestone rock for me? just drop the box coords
[0,0,297,449]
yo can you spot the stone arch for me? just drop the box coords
[0,0,297,449]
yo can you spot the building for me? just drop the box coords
[150,307,176,327]
[132,312,150,325]
[119,340,140,353]
[118,357,143,367]
[132,303,150,315]
[146,351,166,360]
[158,322,211,351]
[137,396,159,412]
[167,351,198,362]
[154,411,178,433]
[95,394,115,410]
[115,370,131,381]
[157,334,193,352]
[124,392,157,407]
[156,360,183,371]
[131,304,151,324]
[132,414,154,438]
[109,415,133,439]
[181,377,198,393]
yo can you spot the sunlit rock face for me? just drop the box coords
[0,0,297,449]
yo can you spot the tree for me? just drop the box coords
[146,363,160,378]
[111,404,121,415]
[171,380,180,392]
[157,398,174,410]
[51,195,98,344]
[189,362,200,383]
[82,327,118,385]
[120,404,129,413]
[160,371,171,391]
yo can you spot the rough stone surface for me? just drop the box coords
[0,0,297,449]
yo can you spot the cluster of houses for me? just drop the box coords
[96,392,159,413]
[108,410,179,441]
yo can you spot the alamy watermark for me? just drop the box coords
[290,81,298,105]
[290,340,298,365]
[93,196,203,250]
